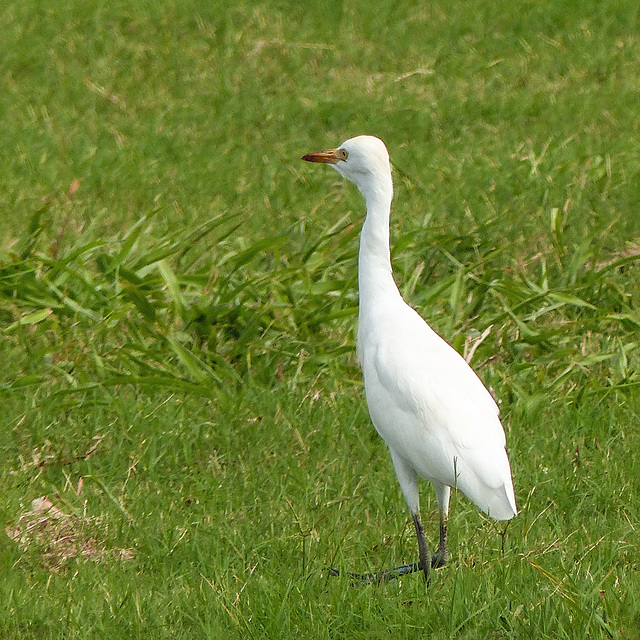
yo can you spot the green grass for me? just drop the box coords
[1,0,640,637]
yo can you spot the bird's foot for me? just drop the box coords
[324,562,420,585]
[325,557,447,586]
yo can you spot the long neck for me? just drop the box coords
[357,175,402,308]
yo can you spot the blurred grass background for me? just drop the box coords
[1,0,639,638]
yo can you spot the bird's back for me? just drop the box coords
[358,295,517,520]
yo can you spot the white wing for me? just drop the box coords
[359,300,516,520]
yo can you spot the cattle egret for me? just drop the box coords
[303,135,517,583]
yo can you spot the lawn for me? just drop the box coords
[1,0,639,638]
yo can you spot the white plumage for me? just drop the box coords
[303,135,516,581]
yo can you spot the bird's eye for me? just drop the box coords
[339,149,348,161]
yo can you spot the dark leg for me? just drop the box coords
[431,509,450,568]
[412,512,432,582]
[325,511,447,585]
[326,457,450,585]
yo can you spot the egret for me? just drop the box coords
[302,136,517,583]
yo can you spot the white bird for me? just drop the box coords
[303,135,517,582]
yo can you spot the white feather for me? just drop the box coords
[304,134,517,551]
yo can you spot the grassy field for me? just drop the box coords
[1,0,640,637]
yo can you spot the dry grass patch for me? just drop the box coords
[6,496,133,572]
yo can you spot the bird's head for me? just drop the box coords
[303,135,392,201]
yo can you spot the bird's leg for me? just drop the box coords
[325,511,448,585]
[431,508,450,568]
[324,512,432,585]
[412,512,432,582]
[432,483,451,568]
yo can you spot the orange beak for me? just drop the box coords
[302,148,342,164]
